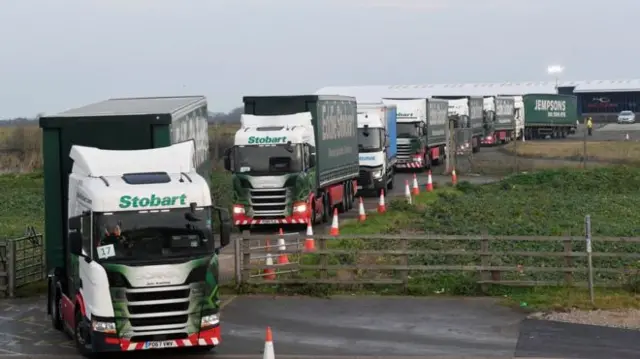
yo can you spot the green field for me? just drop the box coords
[0,172,44,239]
[242,167,640,309]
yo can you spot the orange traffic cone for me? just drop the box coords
[358,196,366,222]
[304,221,315,252]
[263,327,275,359]
[276,228,289,264]
[425,171,434,192]
[377,189,386,213]
[329,208,340,236]
[404,180,412,204]
[451,169,458,186]
[263,253,275,280]
[412,174,420,195]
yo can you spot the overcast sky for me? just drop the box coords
[1,0,636,118]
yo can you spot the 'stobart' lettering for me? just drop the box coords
[118,194,187,209]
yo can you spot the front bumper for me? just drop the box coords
[92,326,221,352]
[395,156,424,169]
[233,212,309,226]
[358,169,385,190]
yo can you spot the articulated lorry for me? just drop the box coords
[381,98,448,170]
[39,97,231,355]
[356,102,397,192]
[481,96,515,145]
[438,97,484,153]
[522,94,578,139]
[224,95,359,229]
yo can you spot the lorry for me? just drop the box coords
[356,102,397,192]
[39,96,231,355]
[224,95,359,229]
[522,94,578,139]
[437,96,484,153]
[481,96,515,145]
[381,98,448,170]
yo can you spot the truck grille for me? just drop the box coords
[358,170,372,187]
[250,188,289,218]
[125,285,191,331]
[397,144,413,160]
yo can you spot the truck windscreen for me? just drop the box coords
[93,208,214,262]
[396,123,420,138]
[357,128,383,152]
[234,145,303,174]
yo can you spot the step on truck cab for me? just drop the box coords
[482,96,515,145]
[39,97,231,356]
[382,98,448,170]
[224,95,359,229]
[356,102,397,192]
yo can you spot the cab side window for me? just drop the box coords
[81,213,92,252]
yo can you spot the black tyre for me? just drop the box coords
[49,283,63,331]
[75,310,93,357]
[387,174,394,190]
[322,194,331,223]
[345,182,353,211]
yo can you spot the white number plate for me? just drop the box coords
[143,341,177,349]
[357,185,363,190]
[260,219,278,224]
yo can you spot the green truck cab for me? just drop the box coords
[224,95,359,229]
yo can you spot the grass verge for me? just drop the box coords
[242,167,640,309]
[504,140,640,164]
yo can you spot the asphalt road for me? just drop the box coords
[1,294,638,358]
[563,123,640,141]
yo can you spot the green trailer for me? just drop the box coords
[224,95,359,228]
[523,94,578,139]
[38,96,212,271]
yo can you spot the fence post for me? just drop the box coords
[233,235,242,286]
[562,233,573,286]
[241,231,251,284]
[585,215,595,306]
[319,237,328,280]
[399,237,409,293]
[7,240,15,298]
[480,231,491,293]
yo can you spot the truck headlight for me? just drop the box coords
[293,202,307,213]
[232,205,245,214]
[92,320,116,334]
[201,314,220,327]
[372,169,384,178]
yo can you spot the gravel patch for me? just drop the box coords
[530,309,640,330]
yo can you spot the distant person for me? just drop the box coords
[587,117,593,136]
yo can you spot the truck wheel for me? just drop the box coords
[424,155,431,171]
[49,283,63,331]
[346,182,353,211]
[311,203,317,224]
[338,188,347,214]
[75,310,93,357]
[322,194,331,223]
[387,175,394,190]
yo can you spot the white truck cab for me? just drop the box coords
[55,141,229,354]
[513,96,524,139]
[356,103,397,191]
